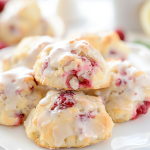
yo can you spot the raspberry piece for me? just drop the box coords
[116,79,122,86]
[91,61,97,67]
[80,79,91,87]
[129,76,135,82]
[31,86,34,93]
[79,112,95,121]
[51,101,58,110]
[120,69,126,76]
[80,56,97,67]
[15,113,25,126]
[70,70,78,74]
[115,29,125,41]
[79,114,87,121]
[65,56,96,89]
[66,70,91,89]
[0,41,8,50]
[133,101,150,119]
[88,111,95,118]
[59,90,74,97]
[71,50,76,54]
[51,91,75,110]
[80,56,86,62]
[124,81,127,84]
[15,90,22,95]
[110,50,116,55]
[0,0,7,12]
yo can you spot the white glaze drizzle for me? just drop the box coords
[75,114,105,141]
[13,36,55,68]
[42,39,108,89]
[22,36,54,68]
[37,91,105,147]
[0,67,33,111]
[39,90,59,105]
[53,122,74,147]
[97,60,150,112]
[104,60,149,101]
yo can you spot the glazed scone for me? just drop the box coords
[0,0,53,45]
[2,36,56,71]
[93,59,150,122]
[34,38,111,90]
[0,67,48,126]
[24,90,114,149]
[72,31,130,60]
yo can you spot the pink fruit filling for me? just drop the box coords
[80,56,98,68]
[110,50,117,55]
[15,113,25,126]
[115,79,122,86]
[66,70,91,89]
[9,25,22,35]
[79,111,95,122]
[120,69,126,76]
[31,86,34,93]
[65,56,98,89]
[115,78,127,86]
[15,89,22,95]
[115,29,125,41]
[132,101,150,119]
[71,50,76,54]
[51,91,76,110]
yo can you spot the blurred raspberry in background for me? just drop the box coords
[0,0,7,12]
[0,41,8,50]
[115,29,125,41]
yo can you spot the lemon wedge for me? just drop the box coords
[140,0,150,37]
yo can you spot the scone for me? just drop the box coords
[72,31,130,60]
[94,59,150,122]
[34,38,111,90]
[2,36,56,71]
[24,90,114,149]
[0,0,53,45]
[0,67,48,126]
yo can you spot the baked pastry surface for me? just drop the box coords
[71,31,130,60]
[2,36,56,71]
[24,90,114,148]
[34,38,111,90]
[0,67,48,126]
[93,59,150,122]
[0,0,53,45]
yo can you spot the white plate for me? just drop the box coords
[0,43,150,150]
